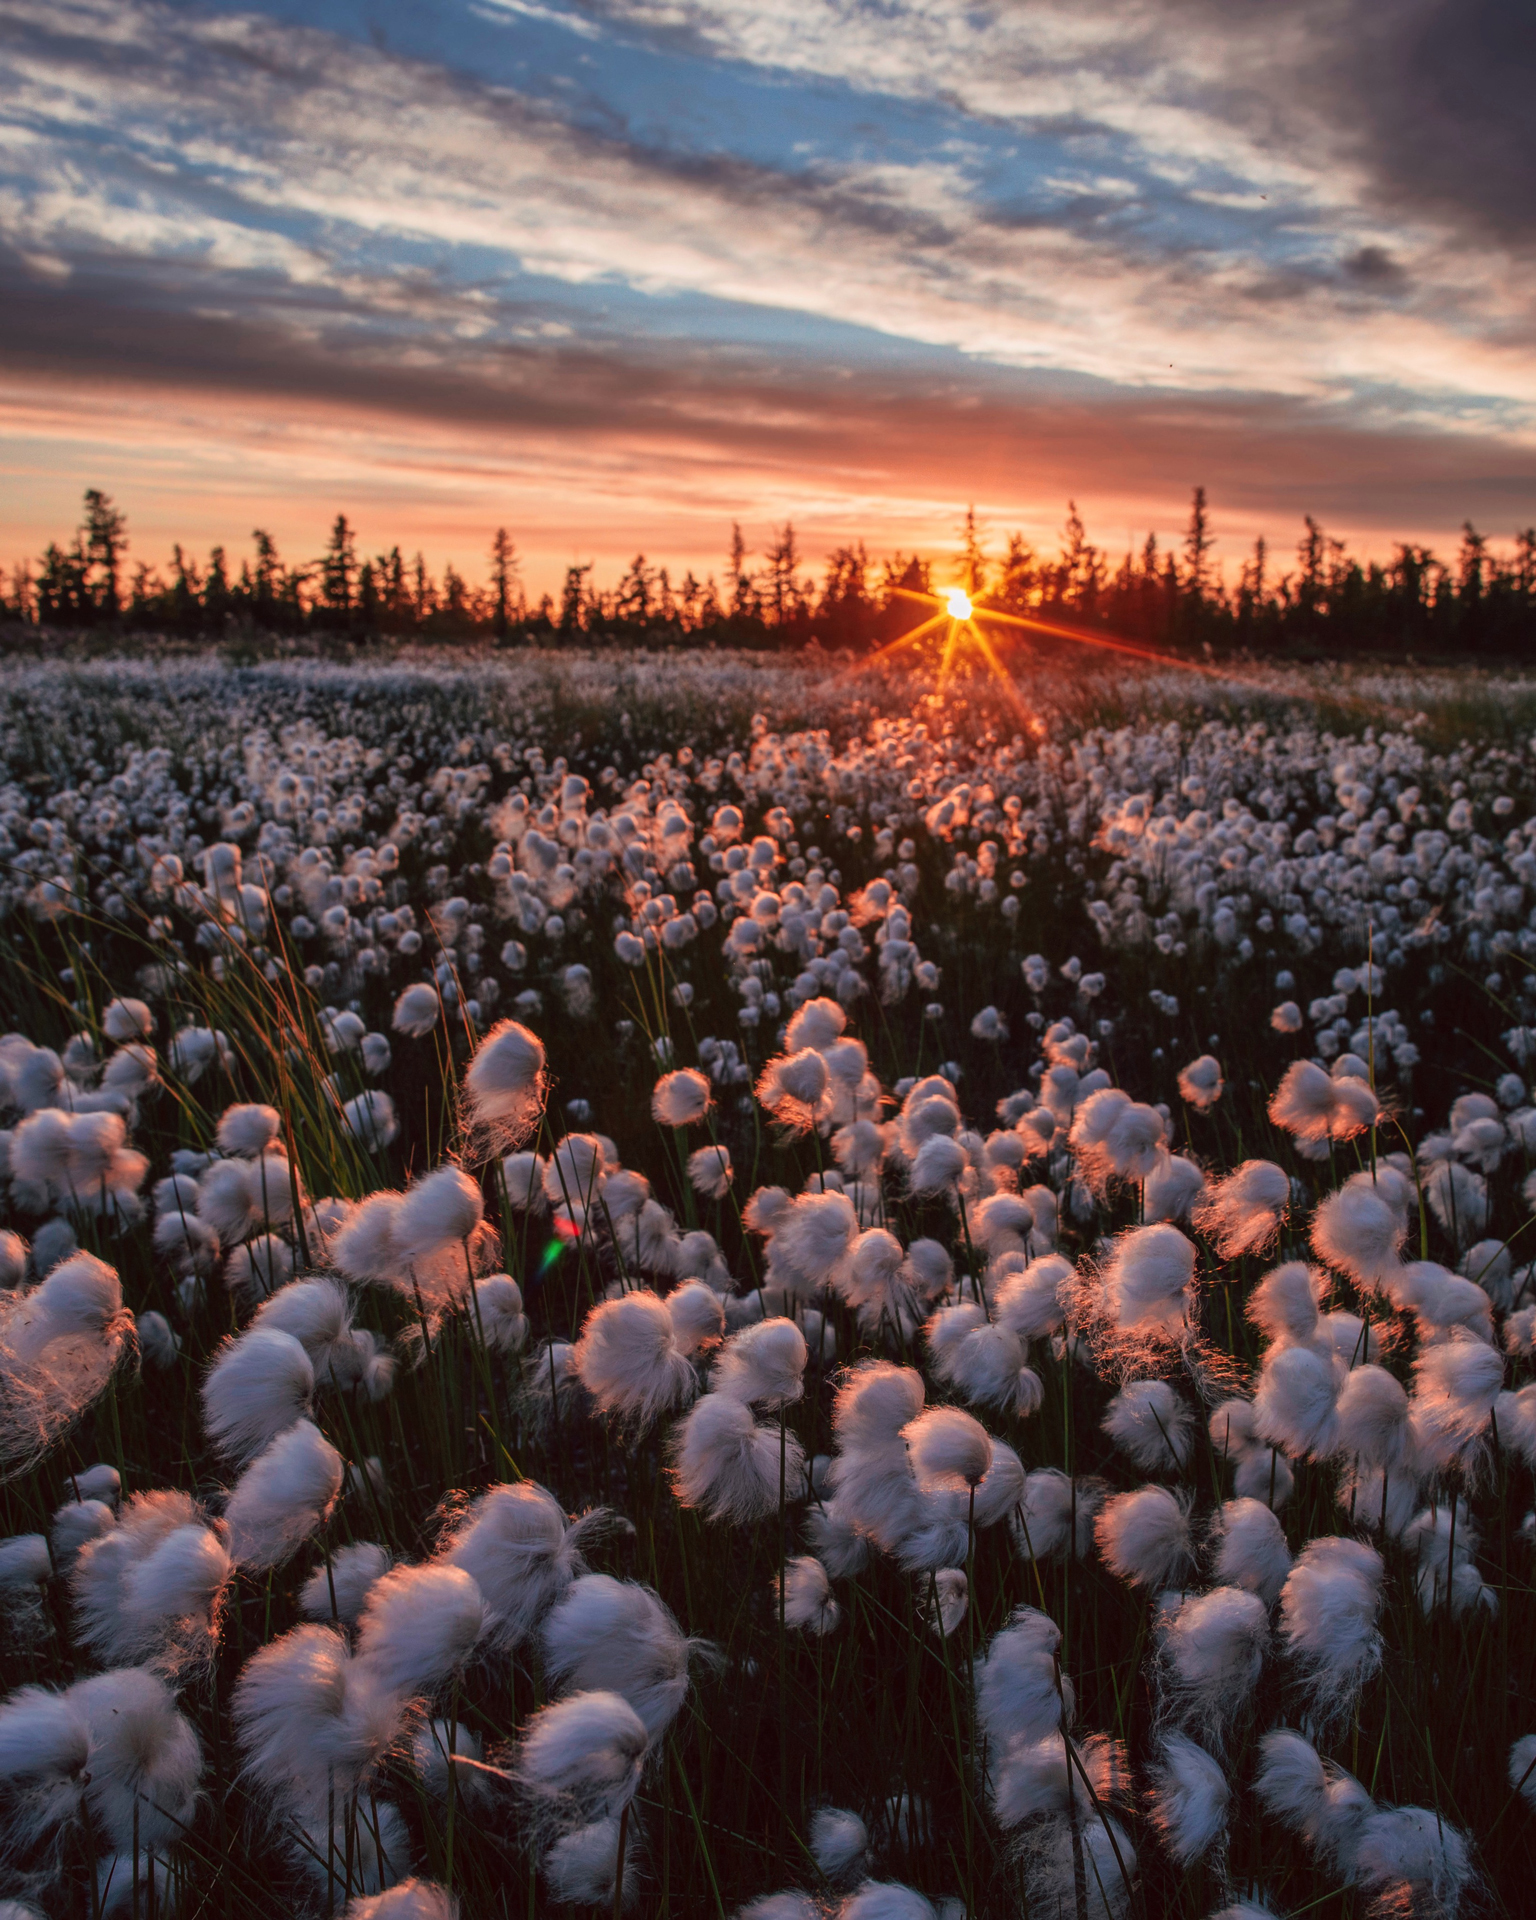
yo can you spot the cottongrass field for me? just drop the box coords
[3,647,1536,1920]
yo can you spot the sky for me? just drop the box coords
[3,0,1536,600]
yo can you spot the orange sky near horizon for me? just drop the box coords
[4,372,1530,606]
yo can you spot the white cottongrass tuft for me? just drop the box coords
[343,1882,458,1920]
[923,1567,968,1637]
[440,1480,603,1652]
[1194,1160,1289,1257]
[0,1681,92,1855]
[1278,1536,1385,1728]
[1245,1260,1327,1350]
[1096,1223,1197,1346]
[1148,1731,1229,1864]
[71,1666,203,1854]
[0,1252,133,1472]
[1252,1343,1343,1460]
[196,1152,300,1244]
[925,1304,1041,1416]
[102,997,152,1044]
[541,1816,639,1910]
[1210,1498,1292,1606]
[215,1103,283,1157]
[1509,1735,1536,1808]
[52,1495,116,1564]
[329,1190,405,1282]
[671,1392,808,1525]
[1011,1467,1103,1562]
[71,1489,230,1673]
[688,1144,734,1199]
[1159,1587,1268,1743]
[1095,1485,1193,1589]
[300,1540,392,1625]
[392,983,442,1037]
[251,1277,394,1398]
[975,1606,1071,1750]
[809,1806,868,1883]
[1412,1329,1505,1475]
[471,1274,529,1355]
[1101,1380,1194,1475]
[1254,1726,1373,1871]
[768,1189,859,1297]
[234,1616,394,1785]
[993,1253,1072,1338]
[515,1687,646,1816]
[1021,1809,1138,1919]
[202,1326,315,1464]
[0,1533,50,1590]
[1177,1053,1225,1111]
[343,1089,400,1150]
[1354,1805,1475,1912]
[758,1049,835,1134]
[1310,1184,1405,1293]
[902,1405,993,1491]
[1069,1089,1168,1193]
[573,1290,698,1430]
[1334,1364,1414,1472]
[652,1068,712,1128]
[1143,1152,1207,1225]
[223,1418,344,1570]
[463,1019,547,1151]
[541,1574,695,1744]
[712,1318,808,1408]
[666,1280,726,1355]
[355,1562,486,1698]
[841,1883,946,1920]
[1270,1058,1377,1145]
[393,1166,484,1265]
[776,1555,840,1634]
[1424,1159,1489,1248]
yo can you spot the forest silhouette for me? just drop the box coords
[6,488,1536,657]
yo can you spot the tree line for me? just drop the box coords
[5,487,1536,657]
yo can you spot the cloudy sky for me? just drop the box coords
[2,0,1535,596]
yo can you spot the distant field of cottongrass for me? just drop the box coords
[0,647,1535,1919]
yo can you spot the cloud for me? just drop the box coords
[0,0,1534,587]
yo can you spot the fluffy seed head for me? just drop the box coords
[573,1290,697,1430]
[300,1540,392,1625]
[1311,1185,1405,1293]
[1196,1161,1290,1258]
[1278,1537,1385,1723]
[712,1317,807,1408]
[1148,1731,1230,1864]
[393,1167,484,1265]
[464,1020,547,1150]
[1102,1380,1194,1475]
[1161,1587,1268,1740]
[671,1391,807,1525]
[776,1555,840,1634]
[541,1573,694,1743]
[223,1418,343,1569]
[203,1327,315,1465]
[1252,1344,1342,1459]
[1211,1498,1292,1606]
[902,1405,993,1491]
[652,1069,712,1128]
[356,1563,486,1698]
[1096,1486,1193,1589]
[515,1688,646,1811]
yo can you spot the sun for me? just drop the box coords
[945,588,973,620]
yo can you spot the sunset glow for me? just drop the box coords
[1,1,1534,587]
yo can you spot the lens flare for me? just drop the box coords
[946,589,973,620]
